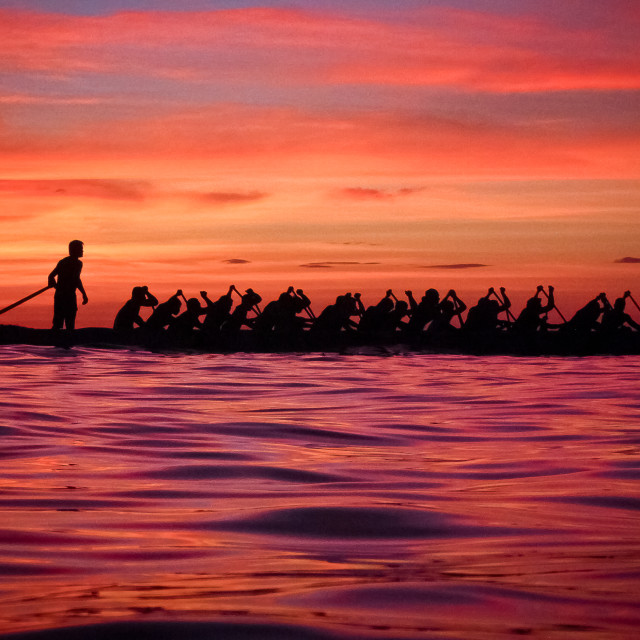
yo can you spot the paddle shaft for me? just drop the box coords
[0,286,52,316]
[539,288,567,323]
[629,293,640,314]
[294,292,316,320]
[446,293,465,328]
[455,304,465,328]
[490,290,517,322]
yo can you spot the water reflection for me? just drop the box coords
[0,346,639,638]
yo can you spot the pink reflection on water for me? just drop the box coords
[0,347,639,638]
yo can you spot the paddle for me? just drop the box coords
[539,286,567,323]
[244,288,262,316]
[445,289,465,328]
[142,286,156,310]
[230,285,261,316]
[0,286,52,316]
[628,291,640,314]
[490,287,516,322]
[296,288,315,320]
[454,298,465,328]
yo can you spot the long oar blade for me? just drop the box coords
[629,293,640,314]
[0,286,52,316]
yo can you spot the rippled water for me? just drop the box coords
[1,345,639,639]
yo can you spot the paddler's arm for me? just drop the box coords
[77,278,89,305]
[48,264,59,288]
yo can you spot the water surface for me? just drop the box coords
[1,346,639,639]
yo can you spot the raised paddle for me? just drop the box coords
[0,286,52,316]
[142,286,156,310]
[490,288,516,322]
[628,292,640,314]
[454,298,465,328]
[539,286,567,323]
[446,289,465,328]
[296,289,316,320]
[301,304,315,320]
[241,288,262,316]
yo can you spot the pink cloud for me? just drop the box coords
[0,6,638,92]
[0,94,110,105]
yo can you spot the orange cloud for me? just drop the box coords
[4,102,638,180]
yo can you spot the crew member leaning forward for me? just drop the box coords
[48,240,88,330]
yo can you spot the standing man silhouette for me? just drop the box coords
[48,240,88,330]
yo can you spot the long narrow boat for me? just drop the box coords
[2,324,639,356]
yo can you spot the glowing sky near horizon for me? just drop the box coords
[1,0,639,326]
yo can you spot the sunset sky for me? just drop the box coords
[1,0,639,327]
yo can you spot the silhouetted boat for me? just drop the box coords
[1,324,639,356]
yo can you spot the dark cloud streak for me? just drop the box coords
[198,191,268,205]
[300,261,381,268]
[421,263,488,269]
[0,179,150,200]
[339,187,422,200]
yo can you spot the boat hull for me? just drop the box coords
[2,324,639,356]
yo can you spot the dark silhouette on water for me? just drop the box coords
[601,292,640,335]
[386,291,410,332]
[358,289,396,335]
[3,275,640,354]
[47,240,88,330]
[145,290,182,332]
[254,286,313,335]
[168,296,206,339]
[221,288,262,336]
[113,286,158,332]
[406,288,441,334]
[0,286,51,317]
[427,289,467,336]
[513,286,555,337]
[561,292,608,335]
[312,293,361,337]
[464,287,511,334]
[201,285,236,335]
